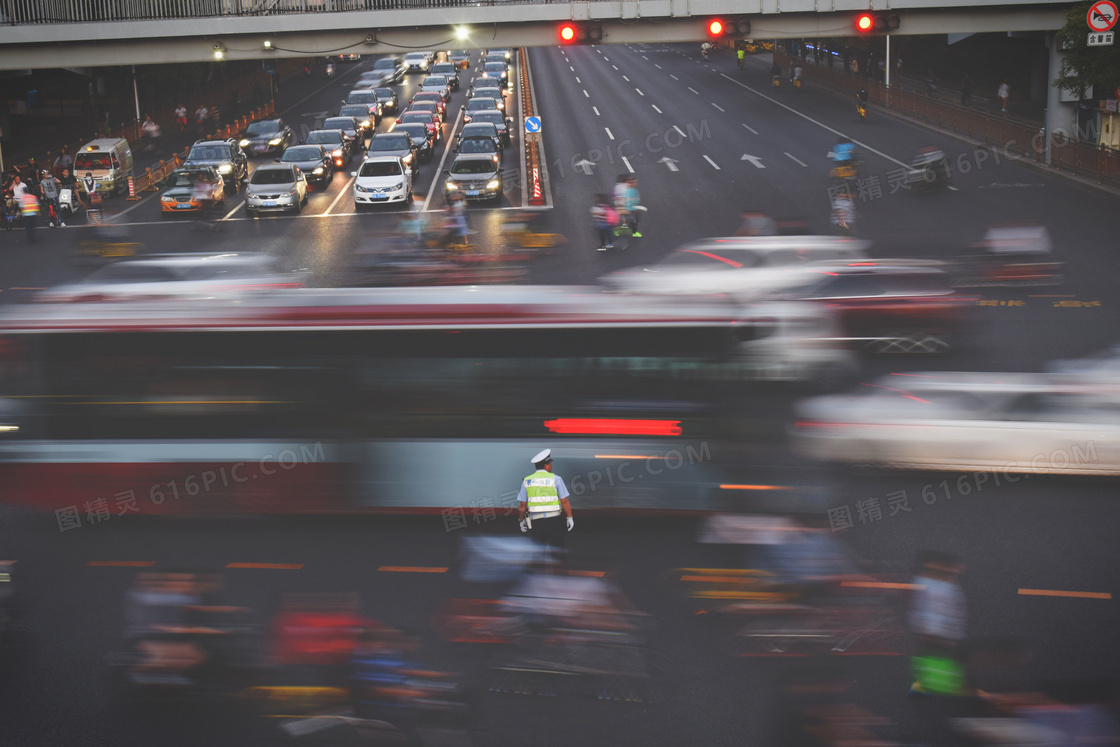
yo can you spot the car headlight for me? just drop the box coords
[246,191,256,198]
[286,189,298,197]
[445,181,458,191]
[269,137,283,146]
[360,120,371,128]
[218,164,232,174]
[313,167,324,174]
[239,139,250,147]
[394,182,405,191]
[332,149,343,158]
[161,195,175,202]
[486,179,500,190]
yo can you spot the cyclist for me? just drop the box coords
[701,42,711,61]
[736,46,745,69]
[856,88,869,121]
[770,61,782,87]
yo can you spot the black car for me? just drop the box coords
[458,122,503,152]
[323,116,365,153]
[280,144,334,187]
[367,132,419,176]
[371,56,405,85]
[305,129,352,168]
[456,134,502,163]
[239,119,295,157]
[183,138,248,187]
[373,87,398,114]
[469,110,512,145]
[390,123,433,162]
[430,62,461,91]
[338,105,376,138]
[342,91,383,125]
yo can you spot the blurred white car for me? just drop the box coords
[601,236,870,298]
[37,254,303,303]
[734,301,858,387]
[792,371,1120,474]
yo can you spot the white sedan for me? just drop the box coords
[792,372,1120,475]
[353,155,412,207]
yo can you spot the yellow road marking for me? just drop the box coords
[719,484,790,490]
[1018,588,1111,600]
[226,562,304,570]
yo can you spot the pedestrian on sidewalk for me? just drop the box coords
[997,79,1010,113]
[961,74,975,107]
[175,104,188,132]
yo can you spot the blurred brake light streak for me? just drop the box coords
[544,418,682,435]
[859,383,931,403]
[680,250,743,269]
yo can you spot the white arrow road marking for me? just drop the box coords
[660,157,679,172]
[704,155,721,170]
[741,154,765,168]
[574,158,597,174]
[785,152,807,167]
[742,123,758,134]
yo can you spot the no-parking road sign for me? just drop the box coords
[1088,1,1117,32]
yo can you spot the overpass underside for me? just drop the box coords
[0,2,1072,70]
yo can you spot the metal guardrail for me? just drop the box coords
[2,0,562,24]
[775,50,1120,188]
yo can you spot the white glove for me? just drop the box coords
[566,517,574,532]
[519,519,528,533]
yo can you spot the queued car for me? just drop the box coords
[183,139,247,187]
[791,372,1120,475]
[398,110,441,142]
[323,116,366,153]
[443,153,503,203]
[389,122,434,162]
[485,48,513,61]
[469,110,512,145]
[469,86,506,112]
[367,132,419,176]
[408,93,446,121]
[455,133,502,164]
[403,52,430,72]
[372,56,405,84]
[480,61,509,88]
[159,166,226,217]
[462,97,501,124]
[342,90,384,125]
[448,50,471,69]
[353,155,413,208]
[239,119,295,157]
[304,129,352,169]
[354,71,387,89]
[457,122,503,153]
[245,164,308,216]
[279,144,334,187]
[429,62,460,90]
[35,254,303,303]
[336,53,362,63]
[338,104,376,138]
[484,53,509,70]
[373,87,399,114]
[420,75,451,102]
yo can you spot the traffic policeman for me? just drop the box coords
[517,449,574,552]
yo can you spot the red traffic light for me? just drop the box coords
[854,12,899,33]
[559,24,576,42]
[856,13,873,31]
[708,19,724,36]
[558,23,602,44]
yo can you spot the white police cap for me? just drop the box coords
[531,448,552,465]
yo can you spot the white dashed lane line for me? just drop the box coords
[712,103,725,112]
[688,87,699,94]
[703,155,720,170]
[605,128,615,140]
[621,156,634,173]
[583,89,589,97]
[576,77,581,83]
[623,75,630,82]
[593,106,600,116]
[742,123,758,134]
[655,64,662,69]
[612,65,619,70]
[652,104,662,113]
[673,125,687,138]
[785,152,808,167]
[670,75,678,81]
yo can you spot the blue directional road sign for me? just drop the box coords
[524,116,542,134]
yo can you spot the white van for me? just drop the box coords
[73,138,134,197]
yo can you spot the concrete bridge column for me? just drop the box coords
[1044,31,1078,165]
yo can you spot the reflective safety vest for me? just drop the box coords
[523,470,561,517]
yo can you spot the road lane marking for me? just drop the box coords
[422,106,464,213]
[623,75,630,82]
[842,581,926,590]
[721,73,911,169]
[605,127,615,140]
[221,199,245,220]
[719,484,791,490]
[651,104,662,113]
[603,56,609,61]
[688,87,699,95]
[655,64,662,69]
[87,561,157,567]
[378,566,448,573]
[227,562,304,570]
[583,89,589,97]
[1018,588,1111,600]
[612,65,619,70]
[742,123,758,134]
[635,88,645,96]
[593,106,600,116]
[670,75,678,81]
[673,125,687,138]
[712,103,725,112]
[576,76,581,83]
[621,156,634,173]
[703,155,720,170]
[9,287,44,290]
[321,172,358,215]
[785,152,808,167]
[947,185,959,190]
[569,66,574,71]
[641,55,648,60]
[571,570,607,577]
